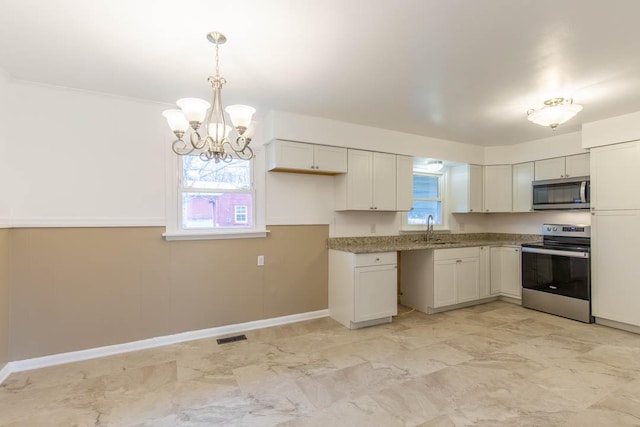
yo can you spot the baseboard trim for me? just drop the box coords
[4,309,329,380]
[595,317,640,335]
[0,363,11,384]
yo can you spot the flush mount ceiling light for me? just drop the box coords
[526,97,583,130]
[423,160,444,172]
[162,32,256,163]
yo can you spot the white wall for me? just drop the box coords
[484,131,586,165]
[266,111,485,165]
[0,69,11,226]
[8,81,168,226]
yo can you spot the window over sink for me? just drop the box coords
[402,168,446,231]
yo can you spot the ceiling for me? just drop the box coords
[1,0,640,146]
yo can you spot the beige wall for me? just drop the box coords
[9,225,328,360]
[0,229,9,367]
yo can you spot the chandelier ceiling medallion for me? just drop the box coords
[162,32,256,163]
[526,97,583,130]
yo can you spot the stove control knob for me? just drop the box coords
[553,227,558,231]
[546,226,551,231]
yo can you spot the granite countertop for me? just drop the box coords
[327,232,542,254]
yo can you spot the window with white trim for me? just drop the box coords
[234,205,248,224]
[403,172,445,229]
[180,156,254,230]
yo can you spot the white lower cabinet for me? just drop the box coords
[401,244,520,313]
[490,246,522,299]
[329,250,398,329]
[401,247,481,313]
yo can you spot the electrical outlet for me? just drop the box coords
[459,222,465,231]
[257,255,264,266]
[370,223,376,234]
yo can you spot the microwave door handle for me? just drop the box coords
[580,181,587,203]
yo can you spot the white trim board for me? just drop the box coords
[0,363,11,385]
[2,309,329,382]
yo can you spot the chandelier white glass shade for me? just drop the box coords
[162,32,256,163]
[526,97,583,130]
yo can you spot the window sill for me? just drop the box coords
[163,229,270,241]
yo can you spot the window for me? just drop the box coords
[234,205,248,224]
[403,172,445,230]
[180,156,254,230]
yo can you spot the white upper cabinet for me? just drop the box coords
[483,165,512,213]
[512,162,534,212]
[396,155,414,212]
[266,140,347,174]
[450,164,483,213]
[591,141,640,210]
[565,153,590,177]
[534,153,590,180]
[335,149,398,211]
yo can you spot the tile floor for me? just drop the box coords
[1,301,640,426]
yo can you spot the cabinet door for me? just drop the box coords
[372,152,397,210]
[512,162,534,212]
[354,265,398,322]
[501,247,522,298]
[268,140,315,171]
[535,157,565,180]
[469,165,484,213]
[478,246,491,298]
[484,165,513,212]
[347,150,374,210]
[592,211,640,326]
[433,260,457,307]
[489,247,502,295]
[591,142,640,210]
[396,155,414,211]
[450,164,483,213]
[564,153,590,178]
[314,145,347,173]
[457,258,480,303]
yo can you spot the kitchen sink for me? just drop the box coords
[412,240,450,245]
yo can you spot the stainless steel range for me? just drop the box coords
[521,224,592,323]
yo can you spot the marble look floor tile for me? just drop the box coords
[3,301,640,425]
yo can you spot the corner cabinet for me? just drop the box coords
[483,165,513,213]
[490,246,521,299]
[450,164,484,213]
[329,250,398,329]
[266,139,347,174]
[335,150,399,211]
[512,162,534,212]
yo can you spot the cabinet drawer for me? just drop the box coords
[434,247,480,261]
[355,252,397,267]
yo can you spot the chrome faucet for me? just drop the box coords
[425,214,435,242]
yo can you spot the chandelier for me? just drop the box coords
[526,97,583,130]
[162,32,256,163]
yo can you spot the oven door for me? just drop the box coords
[521,247,590,300]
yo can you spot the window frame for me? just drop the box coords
[401,170,448,232]
[163,143,267,241]
[234,204,248,224]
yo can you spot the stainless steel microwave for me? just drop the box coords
[532,176,590,210]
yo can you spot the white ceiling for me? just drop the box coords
[1,0,640,146]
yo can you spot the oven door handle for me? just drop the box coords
[521,247,589,258]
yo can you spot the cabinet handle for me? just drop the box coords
[469,209,473,212]
[456,259,462,263]
[375,258,380,262]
